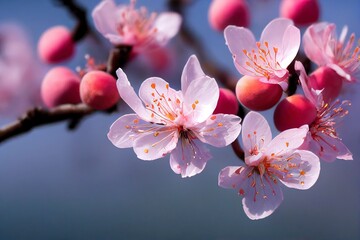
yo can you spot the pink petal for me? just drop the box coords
[154,12,182,46]
[241,111,272,162]
[295,61,320,106]
[303,22,333,66]
[181,55,206,93]
[169,138,211,178]
[116,68,153,122]
[278,25,300,68]
[92,0,119,43]
[242,172,283,220]
[224,25,257,76]
[265,125,309,157]
[107,113,142,148]
[308,133,353,162]
[133,126,179,161]
[273,150,320,190]
[183,76,219,124]
[260,18,294,53]
[218,166,246,189]
[193,114,241,147]
[219,166,283,220]
[138,77,180,124]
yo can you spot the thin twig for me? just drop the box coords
[0,104,93,143]
[54,0,89,42]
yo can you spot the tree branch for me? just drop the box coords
[0,104,93,143]
[54,0,89,42]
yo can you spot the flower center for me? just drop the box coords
[145,82,181,124]
[333,32,360,70]
[116,0,158,44]
[310,99,350,150]
[242,41,282,80]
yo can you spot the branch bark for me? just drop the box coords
[0,104,93,143]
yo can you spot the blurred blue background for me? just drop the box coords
[0,0,359,239]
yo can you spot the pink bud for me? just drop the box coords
[274,94,317,131]
[141,47,174,73]
[80,71,120,110]
[309,66,343,103]
[280,0,320,26]
[236,75,283,111]
[213,88,239,115]
[38,26,75,64]
[41,66,81,108]
[208,0,250,32]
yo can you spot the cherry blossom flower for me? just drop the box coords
[0,23,43,118]
[296,61,353,162]
[303,22,360,82]
[92,0,182,53]
[218,111,320,220]
[224,18,300,90]
[108,55,242,178]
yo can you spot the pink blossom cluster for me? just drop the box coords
[98,2,357,220]
[2,0,358,222]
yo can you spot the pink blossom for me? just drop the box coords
[296,61,353,162]
[303,22,360,82]
[92,0,182,53]
[0,23,43,118]
[224,18,300,90]
[218,111,320,220]
[108,55,242,178]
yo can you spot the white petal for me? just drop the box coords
[116,68,152,122]
[183,76,219,124]
[277,150,320,190]
[241,111,272,163]
[139,77,180,124]
[193,114,241,147]
[279,25,300,68]
[154,12,182,46]
[242,172,283,220]
[107,114,142,148]
[224,25,257,76]
[181,55,206,93]
[260,18,294,50]
[133,126,179,161]
[265,125,309,157]
[169,137,211,178]
[92,0,119,41]
[219,166,284,220]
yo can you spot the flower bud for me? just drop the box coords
[274,94,317,131]
[280,0,320,26]
[41,66,81,108]
[236,75,282,111]
[213,88,239,115]
[208,0,250,32]
[38,25,75,64]
[309,66,343,103]
[80,71,120,110]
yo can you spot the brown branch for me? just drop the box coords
[54,0,89,42]
[0,104,93,144]
[231,140,245,162]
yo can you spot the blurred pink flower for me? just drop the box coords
[296,61,353,162]
[92,0,182,54]
[219,111,320,220]
[303,22,360,82]
[224,18,300,90]
[0,23,43,118]
[108,55,242,178]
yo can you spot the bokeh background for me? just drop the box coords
[0,0,359,239]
